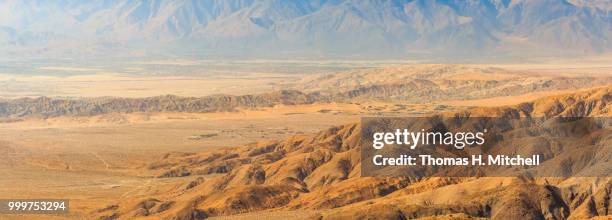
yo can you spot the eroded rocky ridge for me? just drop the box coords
[298,65,612,102]
[3,65,611,118]
[0,90,320,117]
[97,87,611,219]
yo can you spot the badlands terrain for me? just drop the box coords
[0,64,610,219]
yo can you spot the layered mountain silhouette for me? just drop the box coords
[94,86,611,219]
[2,0,611,59]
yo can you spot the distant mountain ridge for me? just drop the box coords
[1,0,611,60]
[1,65,610,117]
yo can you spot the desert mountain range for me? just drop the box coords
[2,0,612,59]
[91,86,611,219]
[2,1,612,219]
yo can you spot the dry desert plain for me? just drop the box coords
[0,64,611,219]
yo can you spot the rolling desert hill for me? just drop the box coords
[94,86,611,219]
[1,65,610,118]
[296,64,612,102]
[0,90,319,118]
